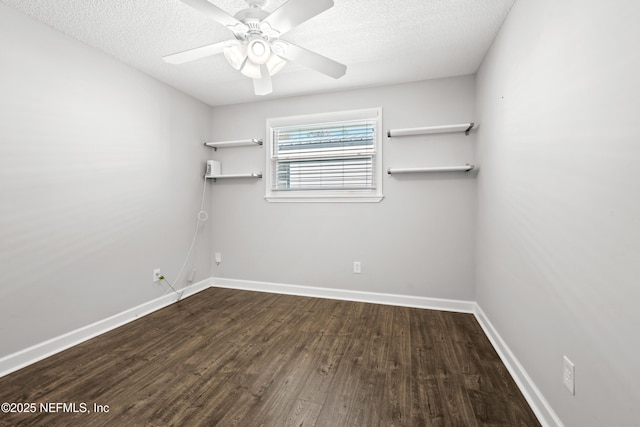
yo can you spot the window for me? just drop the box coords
[265,108,383,202]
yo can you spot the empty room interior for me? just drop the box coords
[1,0,638,426]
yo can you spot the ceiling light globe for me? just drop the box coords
[240,60,262,79]
[266,52,286,76]
[223,44,246,70]
[247,39,271,65]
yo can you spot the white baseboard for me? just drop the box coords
[211,277,476,313]
[474,304,564,427]
[0,278,213,379]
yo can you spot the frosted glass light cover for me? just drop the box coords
[266,52,286,75]
[223,44,247,70]
[240,60,262,79]
[247,39,271,64]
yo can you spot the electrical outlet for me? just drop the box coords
[188,268,197,283]
[353,261,362,274]
[215,252,222,265]
[563,355,575,395]
[153,268,161,283]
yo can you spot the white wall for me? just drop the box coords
[475,0,640,425]
[209,76,477,300]
[0,4,212,357]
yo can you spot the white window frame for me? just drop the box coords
[265,107,383,203]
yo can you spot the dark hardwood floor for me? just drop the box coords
[0,288,540,426]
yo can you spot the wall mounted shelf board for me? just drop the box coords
[205,173,263,181]
[387,123,475,137]
[204,139,263,150]
[387,165,475,174]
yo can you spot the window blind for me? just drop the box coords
[271,120,377,191]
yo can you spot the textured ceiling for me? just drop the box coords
[1,0,515,106]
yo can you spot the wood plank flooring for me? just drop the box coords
[0,288,540,426]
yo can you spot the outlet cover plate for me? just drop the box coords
[353,261,361,274]
[563,355,575,395]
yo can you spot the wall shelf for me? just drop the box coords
[204,139,263,150]
[205,173,262,181]
[387,165,475,174]
[387,123,475,137]
[387,121,476,177]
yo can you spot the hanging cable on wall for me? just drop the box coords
[160,174,209,301]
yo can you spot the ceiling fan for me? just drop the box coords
[163,0,347,96]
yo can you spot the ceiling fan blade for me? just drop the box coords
[253,65,273,96]
[163,40,232,64]
[181,0,247,31]
[261,0,334,35]
[272,41,346,79]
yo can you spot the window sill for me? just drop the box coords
[265,194,384,203]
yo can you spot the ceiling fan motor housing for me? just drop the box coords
[234,6,269,24]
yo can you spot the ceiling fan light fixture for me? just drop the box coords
[240,59,262,79]
[223,44,247,70]
[247,39,271,64]
[266,52,286,76]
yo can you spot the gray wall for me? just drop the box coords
[10,1,638,424]
[0,4,212,357]
[209,76,477,300]
[475,0,640,425]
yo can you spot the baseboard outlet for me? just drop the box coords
[0,278,213,379]
[212,277,476,313]
[474,304,564,427]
